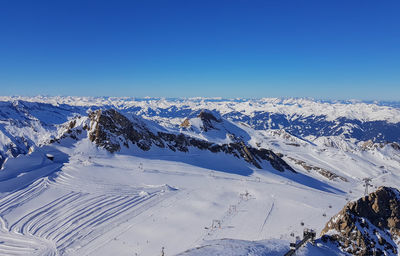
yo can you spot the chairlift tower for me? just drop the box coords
[363,178,372,196]
[228,205,237,214]
[240,190,250,201]
[212,219,221,229]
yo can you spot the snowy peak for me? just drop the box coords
[66,109,295,172]
[321,187,400,255]
[88,109,144,152]
[180,109,251,145]
[1,97,400,256]
[85,109,173,153]
[264,129,309,147]
[2,97,400,144]
[196,109,223,132]
[0,100,84,167]
[180,109,224,133]
[3,96,399,123]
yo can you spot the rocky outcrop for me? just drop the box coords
[287,157,347,182]
[392,143,400,151]
[180,118,190,128]
[88,109,144,152]
[321,186,400,255]
[197,110,222,132]
[180,109,222,132]
[84,109,295,172]
[251,147,295,172]
[49,116,86,144]
[266,129,306,147]
[361,140,400,151]
[0,154,4,169]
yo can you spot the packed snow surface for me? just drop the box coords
[0,97,399,255]
[0,137,399,255]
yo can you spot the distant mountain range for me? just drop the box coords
[0,97,400,255]
[1,96,399,185]
[1,97,399,164]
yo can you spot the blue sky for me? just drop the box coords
[0,0,399,100]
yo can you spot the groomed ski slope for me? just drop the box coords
[0,137,399,255]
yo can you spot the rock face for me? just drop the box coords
[180,109,222,132]
[83,109,295,172]
[287,157,348,182]
[197,109,222,132]
[321,186,400,255]
[361,140,400,151]
[88,109,152,152]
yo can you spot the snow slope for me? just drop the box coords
[0,98,399,255]
[0,143,348,255]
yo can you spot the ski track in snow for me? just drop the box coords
[0,170,177,255]
[0,98,399,255]
[0,178,50,220]
[258,200,275,239]
[0,230,58,256]
[11,191,158,252]
[0,178,58,256]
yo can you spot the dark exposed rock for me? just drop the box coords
[239,142,261,169]
[0,154,4,169]
[253,149,296,172]
[180,110,221,131]
[197,109,222,132]
[85,109,295,172]
[88,109,164,152]
[50,117,85,144]
[286,143,300,147]
[287,157,347,182]
[321,187,400,255]
[198,109,221,122]
[69,119,76,129]
[391,143,400,151]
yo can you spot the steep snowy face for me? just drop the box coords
[321,187,400,256]
[194,109,223,132]
[180,109,251,144]
[0,100,84,167]
[180,109,222,133]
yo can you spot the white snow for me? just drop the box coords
[1,96,400,122]
[0,98,399,256]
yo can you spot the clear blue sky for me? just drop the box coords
[0,0,399,100]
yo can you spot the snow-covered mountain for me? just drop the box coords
[0,97,399,255]
[1,97,399,164]
[0,100,86,167]
[2,96,400,144]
